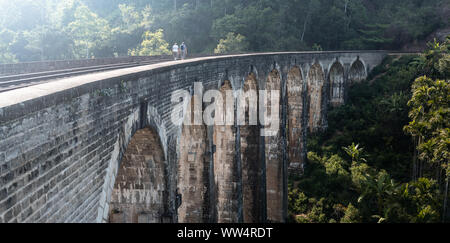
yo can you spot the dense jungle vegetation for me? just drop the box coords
[0,0,449,63]
[289,37,450,223]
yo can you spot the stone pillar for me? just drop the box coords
[287,67,306,174]
[264,70,283,222]
[214,80,239,223]
[307,63,326,132]
[239,73,264,222]
[178,96,208,223]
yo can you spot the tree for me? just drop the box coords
[340,203,362,223]
[357,170,400,223]
[398,178,441,223]
[66,4,110,58]
[404,36,449,221]
[415,37,450,80]
[214,32,248,54]
[343,143,366,163]
[0,0,448,59]
[128,29,171,56]
[40,29,75,60]
[0,29,16,64]
[404,75,449,220]
[105,4,155,57]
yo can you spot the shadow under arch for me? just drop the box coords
[329,61,345,106]
[108,126,166,223]
[349,59,366,84]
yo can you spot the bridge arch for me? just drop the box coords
[329,61,345,106]
[287,66,306,173]
[249,65,260,79]
[108,126,166,223]
[217,69,239,91]
[349,58,367,84]
[96,103,170,223]
[307,62,326,132]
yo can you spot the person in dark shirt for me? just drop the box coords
[180,42,188,60]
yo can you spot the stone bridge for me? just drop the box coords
[0,51,386,223]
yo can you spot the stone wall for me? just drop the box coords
[0,51,387,223]
[0,56,169,76]
[0,54,224,76]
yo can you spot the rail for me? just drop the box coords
[0,51,395,93]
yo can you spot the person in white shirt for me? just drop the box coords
[172,43,179,60]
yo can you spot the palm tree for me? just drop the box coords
[358,171,399,223]
[343,143,366,163]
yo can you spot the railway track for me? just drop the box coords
[0,51,415,94]
[0,57,174,93]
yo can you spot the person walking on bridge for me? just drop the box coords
[172,43,179,60]
[180,42,188,60]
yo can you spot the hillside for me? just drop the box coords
[289,36,449,223]
[0,0,449,63]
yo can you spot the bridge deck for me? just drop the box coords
[0,51,389,101]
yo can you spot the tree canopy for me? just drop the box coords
[289,36,449,223]
[0,0,448,63]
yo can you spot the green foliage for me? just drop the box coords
[289,37,449,223]
[343,143,366,163]
[299,152,353,202]
[288,189,308,215]
[404,37,449,184]
[214,32,248,54]
[350,161,374,191]
[414,37,450,79]
[357,24,394,49]
[311,55,419,180]
[105,4,154,57]
[404,77,449,170]
[311,43,323,52]
[129,29,171,56]
[66,4,111,59]
[399,178,442,223]
[289,143,445,223]
[0,30,17,64]
[0,0,448,63]
[340,204,361,223]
